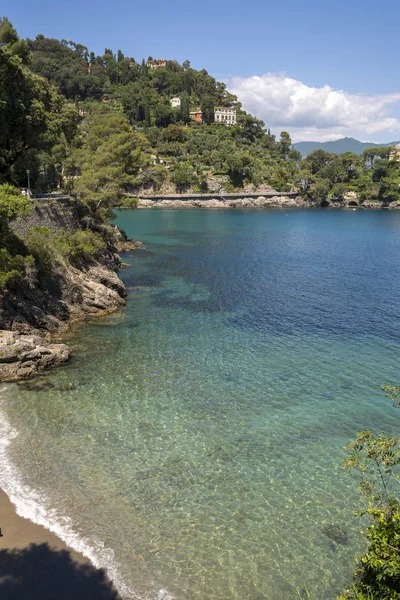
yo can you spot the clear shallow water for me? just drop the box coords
[1,208,400,599]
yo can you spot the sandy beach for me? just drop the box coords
[0,489,121,599]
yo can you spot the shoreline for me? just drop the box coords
[0,239,146,593]
[0,383,129,598]
[0,487,123,599]
[136,196,400,209]
[0,238,145,384]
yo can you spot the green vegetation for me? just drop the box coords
[338,387,400,599]
[26,227,106,271]
[2,16,400,207]
[0,182,107,293]
[0,17,303,197]
[298,148,400,205]
[0,19,80,189]
[0,184,33,289]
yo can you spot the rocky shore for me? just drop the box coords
[0,260,132,382]
[0,200,144,383]
[0,262,129,382]
[137,195,400,210]
[138,195,306,209]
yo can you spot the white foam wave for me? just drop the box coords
[0,384,143,600]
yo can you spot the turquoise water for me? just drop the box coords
[1,208,400,599]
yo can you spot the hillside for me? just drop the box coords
[15,29,300,195]
[2,15,400,214]
[293,137,400,157]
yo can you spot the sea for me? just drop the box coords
[1,208,400,599]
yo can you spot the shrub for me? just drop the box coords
[0,249,33,290]
[56,230,106,266]
[0,184,31,221]
[339,388,400,599]
[338,504,400,599]
[26,227,58,273]
[171,163,197,192]
[25,227,106,272]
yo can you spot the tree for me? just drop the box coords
[71,110,151,216]
[0,33,80,185]
[179,94,190,124]
[27,36,104,100]
[379,177,400,205]
[279,131,292,156]
[361,147,390,170]
[0,17,29,62]
[306,178,330,205]
[0,183,31,224]
[373,158,390,182]
[200,96,214,125]
[302,149,336,175]
[339,387,400,600]
[154,103,174,128]
[171,163,197,192]
[236,113,264,142]
[161,124,186,143]
[226,151,253,187]
[330,182,348,201]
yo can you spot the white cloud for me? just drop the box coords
[228,73,400,142]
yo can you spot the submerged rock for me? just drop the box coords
[322,523,349,545]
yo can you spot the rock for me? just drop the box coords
[137,195,308,209]
[322,524,349,545]
[229,198,255,207]
[0,330,71,382]
[0,259,128,381]
[117,239,144,252]
[138,199,156,207]
[194,199,225,208]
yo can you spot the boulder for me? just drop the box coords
[0,330,71,382]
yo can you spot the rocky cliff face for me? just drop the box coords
[0,261,127,335]
[0,200,131,382]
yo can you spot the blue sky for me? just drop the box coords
[3,0,400,142]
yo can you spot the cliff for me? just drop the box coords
[0,199,132,382]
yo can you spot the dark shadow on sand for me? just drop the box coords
[0,543,121,599]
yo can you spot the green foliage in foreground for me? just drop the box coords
[338,387,400,599]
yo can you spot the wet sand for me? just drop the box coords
[0,489,122,599]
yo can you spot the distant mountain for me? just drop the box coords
[293,137,400,157]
